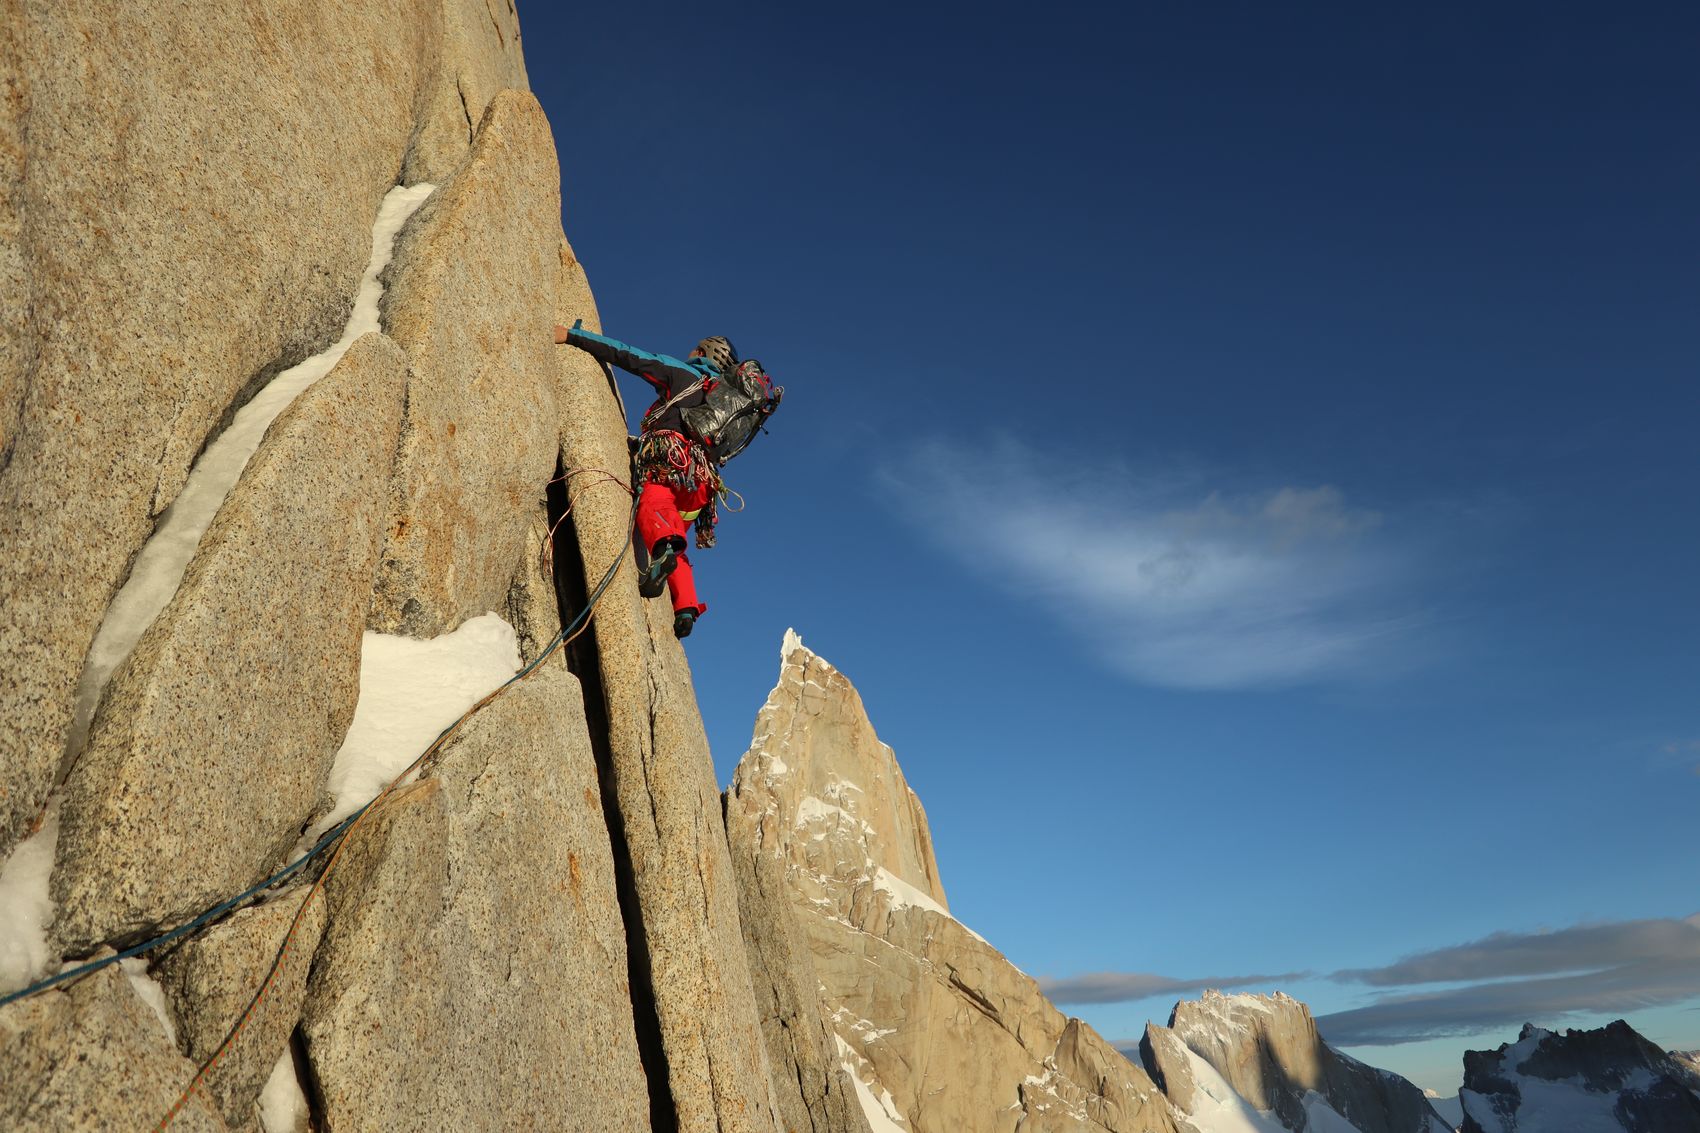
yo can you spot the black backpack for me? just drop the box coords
[680,359,783,465]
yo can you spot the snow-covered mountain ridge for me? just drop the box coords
[1142,989,1451,1133]
[1458,1022,1700,1133]
[725,631,1185,1132]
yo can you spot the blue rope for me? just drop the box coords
[0,810,363,1010]
[1,488,636,1012]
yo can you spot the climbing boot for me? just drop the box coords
[639,542,678,598]
[673,608,697,639]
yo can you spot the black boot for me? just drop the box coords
[639,541,678,598]
[673,608,697,639]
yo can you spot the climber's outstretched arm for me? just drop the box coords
[555,320,702,389]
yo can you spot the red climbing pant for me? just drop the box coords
[638,480,710,616]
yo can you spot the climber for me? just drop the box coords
[554,320,780,639]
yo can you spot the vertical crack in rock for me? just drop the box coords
[291,1024,330,1132]
[482,0,507,47]
[546,455,678,1133]
[59,182,436,785]
[456,77,474,144]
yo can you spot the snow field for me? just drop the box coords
[1461,1071,1654,1133]
[1178,1047,1291,1133]
[1301,1090,1366,1133]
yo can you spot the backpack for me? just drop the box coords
[680,359,782,465]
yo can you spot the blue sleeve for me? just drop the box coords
[565,322,703,390]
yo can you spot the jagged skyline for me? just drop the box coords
[527,1,1700,1096]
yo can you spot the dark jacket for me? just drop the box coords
[564,322,720,436]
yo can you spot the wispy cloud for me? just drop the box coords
[1039,969,1311,1006]
[1657,739,1700,776]
[879,437,1429,690]
[1319,915,1700,1046]
[1334,916,1700,987]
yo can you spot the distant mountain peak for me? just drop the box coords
[1459,1019,1700,1133]
[1152,990,1450,1133]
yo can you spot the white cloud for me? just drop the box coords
[879,437,1427,690]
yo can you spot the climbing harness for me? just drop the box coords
[633,430,724,549]
[634,429,716,492]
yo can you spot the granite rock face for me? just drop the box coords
[0,962,227,1132]
[726,631,1184,1133]
[1,7,881,1133]
[301,666,651,1131]
[0,2,23,474]
[1153,990,1451,1133]
[154,887,329,1128]
[1458,1021,1700,1133]
[370,89,568,638]
[407,0,530,183]
[50,334,407,954]
[1137,1023,1201,1119]
[725,776,874,1133]
[0,0,523,856]
[557,287,787,1133]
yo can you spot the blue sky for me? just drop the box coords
[524,2,1699,1094]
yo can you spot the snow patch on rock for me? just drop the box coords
[1180,1046,1288,1133]
[836,1033,909,1131]
[258,1049,312,1133]
[304,612,520,843]
[65,182,436,767]
[781,626,806,662]
[872,865,989,944]
[118,956,178,1045]
[0,797,61,994]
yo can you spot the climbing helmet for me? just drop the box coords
[692,336,738,374]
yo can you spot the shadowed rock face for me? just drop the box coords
[726,632,1184,1133]
[1458,1022,1700,1133]
[1149,990,1451,1133]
